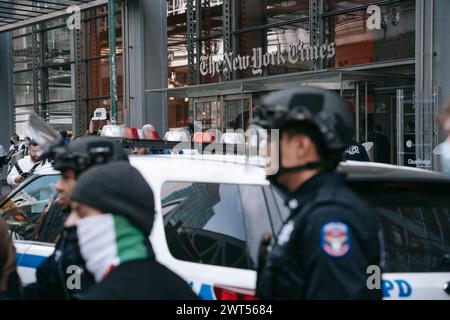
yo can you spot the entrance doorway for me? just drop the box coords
[162,70,419,167]
[193,94,252,131]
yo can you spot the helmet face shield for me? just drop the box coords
[246,125,280,176]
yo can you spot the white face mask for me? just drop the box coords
[441,141,450,176]
[76,214,149,283]
[76,214,120,283]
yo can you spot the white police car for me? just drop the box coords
[1,157,449,299]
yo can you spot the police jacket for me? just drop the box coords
[257,171,382,300]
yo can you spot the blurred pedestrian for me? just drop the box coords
[369,125,391,164]
[7,141,52,187]
[69,162,198,300]
[8,134,23,153]
[142,124,161,140]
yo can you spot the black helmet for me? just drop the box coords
[51,136,128,174]
[251,86,353,151]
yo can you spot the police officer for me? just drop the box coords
[23,136,129,299]
[344,140,370,162]
[252,87,382,300]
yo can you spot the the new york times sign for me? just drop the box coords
[200,41,336,77]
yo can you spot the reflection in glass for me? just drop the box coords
[14,71,34,106]
[324,1,415,68]
[13,35,33,71]
[236,22,311,79]
[237,0,309,30]
[45,27,72,64]
[87,56,124,99]
[47,65,74,102]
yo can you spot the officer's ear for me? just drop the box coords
[283,132,310,160]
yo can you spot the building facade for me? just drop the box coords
[1,0,450,170]
[164,0,449,170]
[0,0,166,142]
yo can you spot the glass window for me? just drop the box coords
[44,27,72,64]
[13,27,32,37]
[168,97,190,128]
[44,102,75,132]
[237,0,309,30]
[13,35,33,71]
[200,0,223,37]
[378,206,450,273]
[325,0,376,12]
[323,1,415,68]
[235,21,311,79]
[0,175,59,242]
[47,64,74,102]
[14,71,34,106]
[85,13,123,58]
[168,43,189,87]
[87,56,124,99]
[350,181,450,273]
[161,182,273,270]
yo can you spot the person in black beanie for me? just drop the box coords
[69,162,198,300]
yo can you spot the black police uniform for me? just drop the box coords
[257,171,382,300]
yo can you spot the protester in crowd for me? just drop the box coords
[0,218,21,299]
[4,134,25,172]
[60,130,69,145]
[8,134,23,153]
[22,137,31,156]
[7,141,52,187]
[368,125,391,163]
[69,162,198,300]
[88,108,111,136]
[142,124,161,140]
[23,137,129,300]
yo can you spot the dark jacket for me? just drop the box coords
[257,171,382,300]
[23,225,95,300]
[81,258,198,300]
[0,218,22,299]
[344,142,370,162]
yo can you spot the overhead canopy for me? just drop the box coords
[147,70,414,98]
[0,0,107,33]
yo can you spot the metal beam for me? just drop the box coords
[0,0,108,33]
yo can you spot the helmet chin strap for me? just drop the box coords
[275,161,322,175]
[268,161,323,197]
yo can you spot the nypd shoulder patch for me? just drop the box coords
[320,221,351,258]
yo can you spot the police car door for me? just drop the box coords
[0,174,59,284]
[359,181,450,300]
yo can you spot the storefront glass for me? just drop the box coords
[323,0,415,68]
[11,1,124,136]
